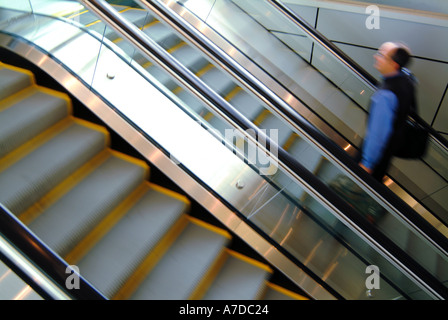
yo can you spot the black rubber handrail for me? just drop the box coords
[0,205,106,300]
[82,0,448,299]
[269,0,448,150]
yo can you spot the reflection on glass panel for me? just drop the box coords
[240,168,432,299]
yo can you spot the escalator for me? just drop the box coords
[0,0,448,300]
[0,59,305,300]
[75,0,448,295]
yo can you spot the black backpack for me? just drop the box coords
[393,90,429,159]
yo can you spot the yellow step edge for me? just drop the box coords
[282,133,299,152]
[64,182,150,265]
[1,62,36,83]
[50,7,86,18]
[112,214,190,300]
[312,157,327,176]
[18,149,111,225]
[141,61,153,69]
[0,117,73,173]
[188,248,229,300]
[109,150,150,181]
[252,109,272,127]
[148,183,191,208]
[37,85,73,115]
[84,6,137,29]
[117,7,135,14]
[72,117,111,148]
[85,20,101,28]
[265,282,309,300]
[81,5,144,31]
[0,68,72,115]
[65,9,89,20]
[172,86,183,95]
[142,20,160,31]
[0,86,37,113]
[188,216,232,240]
[202,112,214,122]
[226,248,273,273]
[118,5,147,12]
[196,64,214,78]
[224,86,243,102]
[167,42,187,55]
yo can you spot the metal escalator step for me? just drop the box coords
[119,7,153,29]
[175,89,208,115]
[142,22,181,50]
[129,222,230,300]
[206,113,234,137]
[257,113,293,147]
[199,66,235,97]
[0,121,107,215]
[0,64,33,101]
[145,64,178,91]
[0,89,71,158]
[202,251,271,300]
[73,184,190,298]
[26,153,147,258]
[227,89,265,121]
[287,137,323,174]
[270,136,324,199]
[171,44,210,74]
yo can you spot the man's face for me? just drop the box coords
[374,42,399,75]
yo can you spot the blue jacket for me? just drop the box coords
[360,86,398,170]
[359,69,416,180]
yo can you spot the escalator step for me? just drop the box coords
[129,222,230,300]
[73,184,189,298]
[287,137,323,174]
[227,89,265,121]
[171,44,210,74]
[202,251,271,300]
[0,89,71,158]
[120,7,152,29]
[142,21,181,50]
[199,66,235,97]
[257,113,292,147]
[0,121,108,215]
[26,152,147,257]
[0,63,33,101]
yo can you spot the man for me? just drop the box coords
[358,41,416,181]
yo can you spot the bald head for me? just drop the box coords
[382,42,412,68]
[374,42,412,75]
